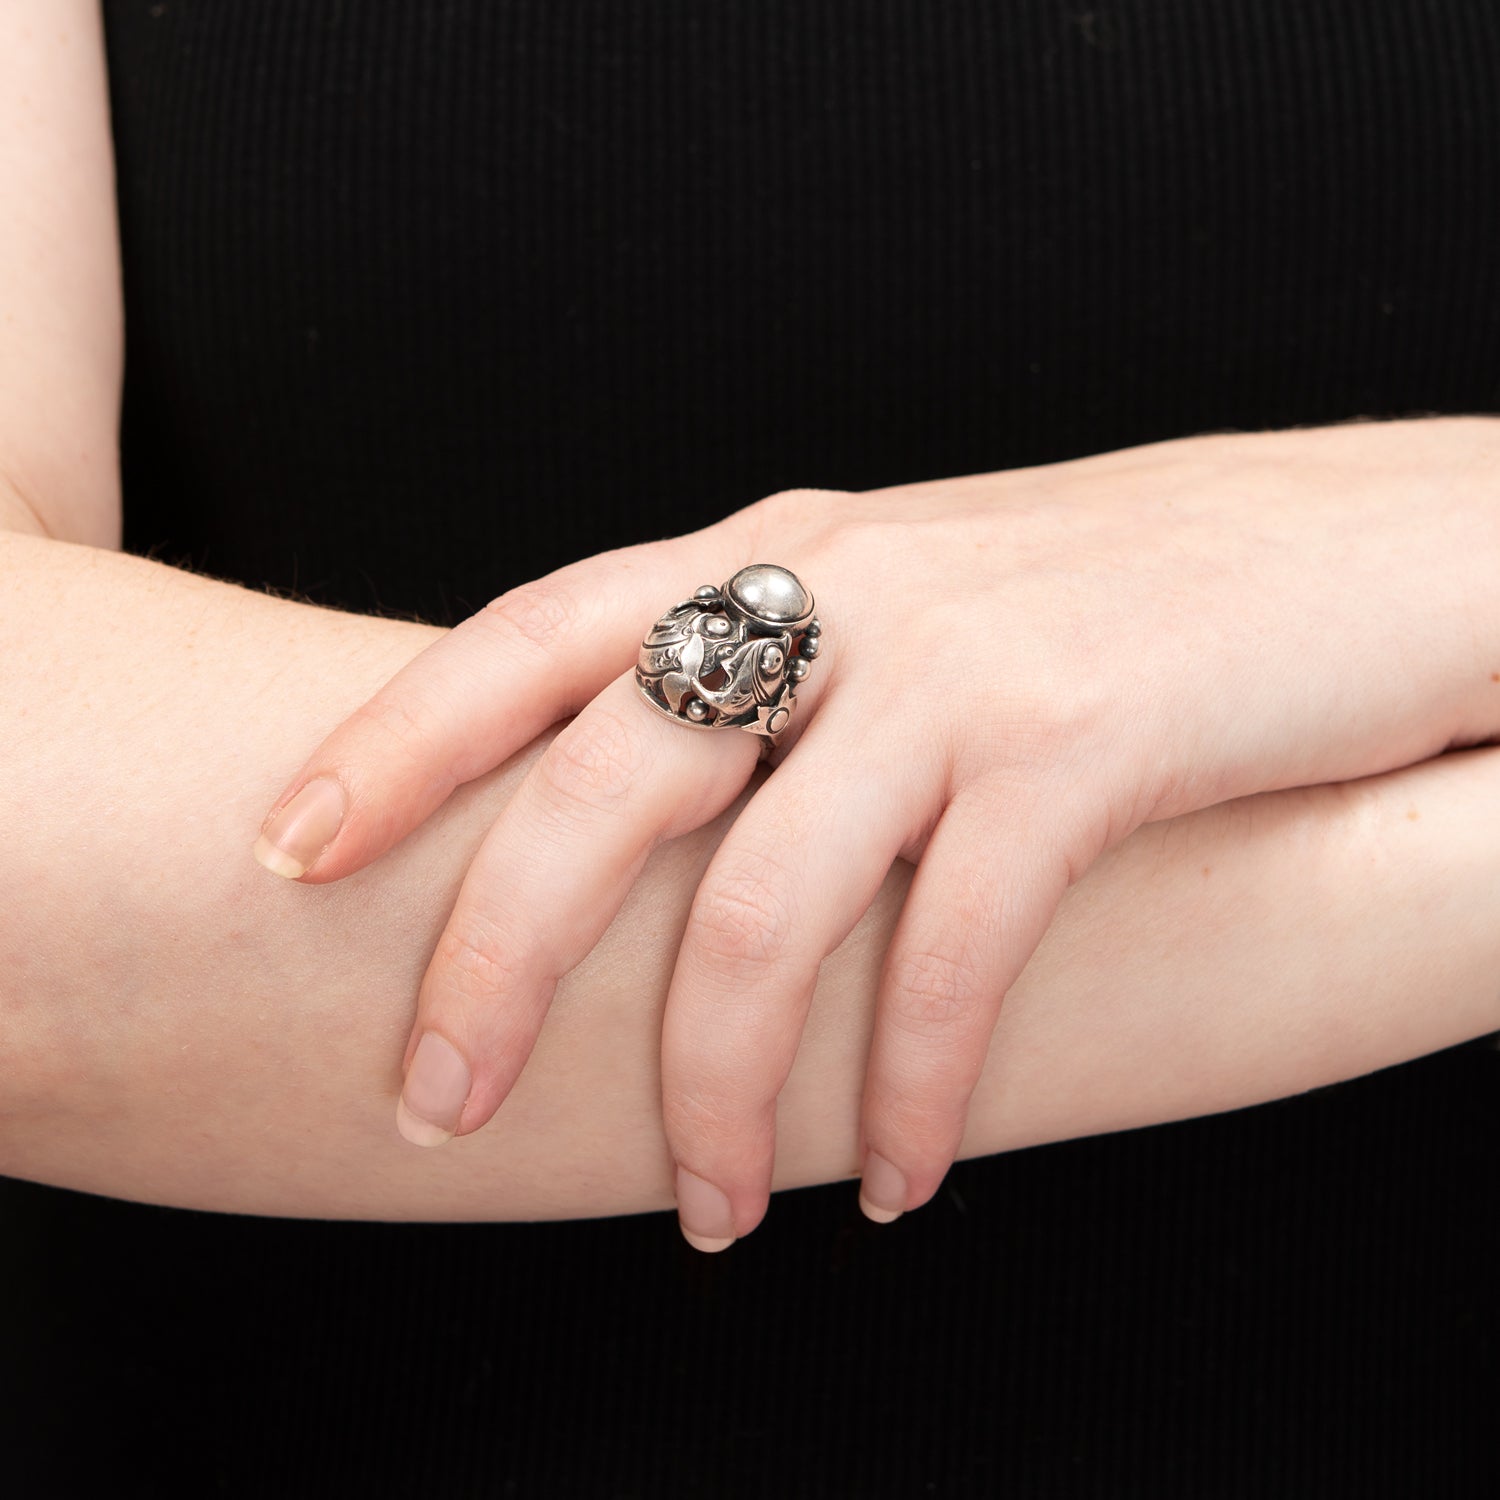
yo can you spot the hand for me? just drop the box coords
[251,416,1500,1249]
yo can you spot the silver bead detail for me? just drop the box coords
[786,656,810,683]
[684,697,710,722]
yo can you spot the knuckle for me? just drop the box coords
[662,1076,768,1162]
[686,851,798,972]
[811,514,898,581]
[431,917,526,1007]
[763,485,846,514]
[533,706,645,823]
[348,690,450,773]
[481,580,580,655]
[747,486,846,547]
[662,1079,737,1142]
[868,1095,955,1155]
[884,945,979,1037]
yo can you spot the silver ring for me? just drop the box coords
[635,563,821,742]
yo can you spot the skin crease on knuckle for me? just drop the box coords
[685,847,800,977]
[882,946,979,1039]
[428,914,528,1017]
[345,690,463,804]
[532,703,649,831]
[481,577,581,657]
[661,1072,778,1176]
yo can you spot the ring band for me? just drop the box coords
[635,563,821,741]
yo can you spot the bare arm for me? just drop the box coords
[2,530,1496,1221]
[0,0,122,545]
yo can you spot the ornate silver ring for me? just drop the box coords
[635,563,821,742]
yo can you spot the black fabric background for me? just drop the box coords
[3,2,1498,1493]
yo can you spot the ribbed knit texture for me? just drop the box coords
[103,0,1498,624]
[4,2,1497,1494]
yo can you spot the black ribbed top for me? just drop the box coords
[103,0,1498,621]
[5,3,1497,1493]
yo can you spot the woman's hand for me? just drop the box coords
[7,527,1500,1219]
[252,416,1500,1249]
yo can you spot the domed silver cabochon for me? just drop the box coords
[723,563,815,628]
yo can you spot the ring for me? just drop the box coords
[635,563,821,742]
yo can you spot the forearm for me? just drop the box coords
[0,1,122,545]
[2,530,1497,1220]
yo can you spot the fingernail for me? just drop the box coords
[396,1032,471,1147]
[859,1151,906,1224]
[253,776,347,879]
[674,1165,736,1253]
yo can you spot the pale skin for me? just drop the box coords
[256,421,1500,1250]
[4,527,1500,1222]
[3,1,1499,1229]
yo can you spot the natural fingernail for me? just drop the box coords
[396,1032,471,1147]
[253,776,347,878]
[859,1151,906,1224]
[674,1165,736,1252]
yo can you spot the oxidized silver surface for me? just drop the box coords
[635,563,821,740]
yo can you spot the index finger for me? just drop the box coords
[250,538,712,882]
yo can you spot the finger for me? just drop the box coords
[395,669,762,1146]
[661,699,926,1251]
[251,535,725,883]
[857,785,1072,1224]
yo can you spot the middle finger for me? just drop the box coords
[394,668,761,1146]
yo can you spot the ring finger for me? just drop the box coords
[661,697,930,1249]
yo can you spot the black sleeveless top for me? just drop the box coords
[7,3,1497,1491]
